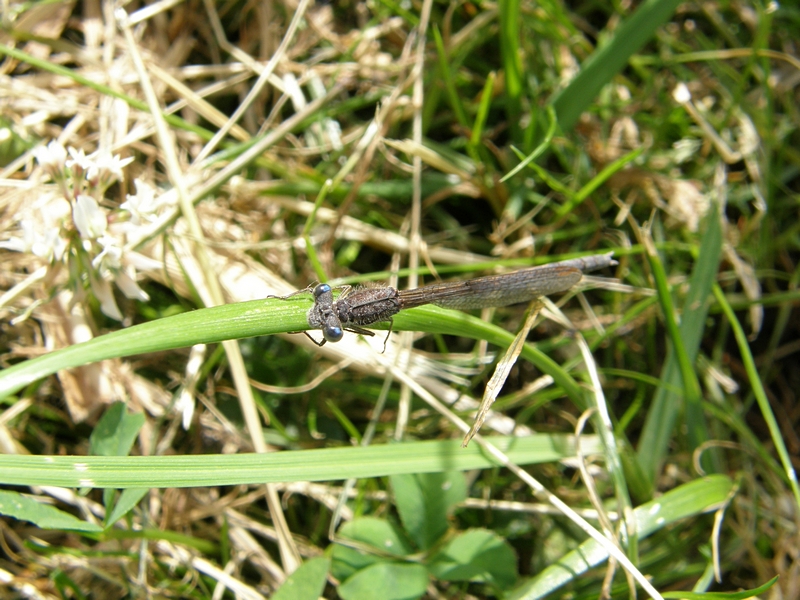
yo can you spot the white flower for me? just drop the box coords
[90,275,123,321]
[33,226,68,262]
[89,150,134,183]
[33,141,67,179]
[92,234,123,270]
[0,220,35,253]
[175,388,196,430]
[89,236,150,318]
[73,195,107,239]
[0,216,67,262]
[114,267,150,302]
[66,147,133,187]
[672,83,691,104]
[121,180,166,225]
[66,147,92,174]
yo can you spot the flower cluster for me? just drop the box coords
[1,141,172,320]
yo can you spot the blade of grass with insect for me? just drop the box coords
[0,290,594,409]
[0,246,618,405]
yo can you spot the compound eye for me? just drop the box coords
[313,283,331,299]
[323,325,344,343]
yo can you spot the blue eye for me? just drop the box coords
[313,283,331,299]
[323,325,343,342]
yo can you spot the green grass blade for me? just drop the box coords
[637,206,724,489]
[502,105,558,183]
[550,0,683,131]
[645,238,705,430]
[712,284,800,512]
[433,26,470,131]
[498,0,523,141]
[555,147,644,218]
[0,297,309,401]
[470,71,496,152]
[0,434,604,488]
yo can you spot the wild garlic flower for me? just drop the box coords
[32,141,68,181]
[88,150,134,190]
[73,195,108,240]
[89,274,123,321]
[0,213,68,263]
[65,146,92,173]
[2,141,155,320]
[121,179,171,226]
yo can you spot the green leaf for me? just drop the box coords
[391,471,466,550]
[0,490,102,533]
[331,517,413,581]
[338,562,428,600]
[273,557,330,600]
[104,488,147,529]
[90,402,145,457]
[428,528,517,588]
[338,517,413,556]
